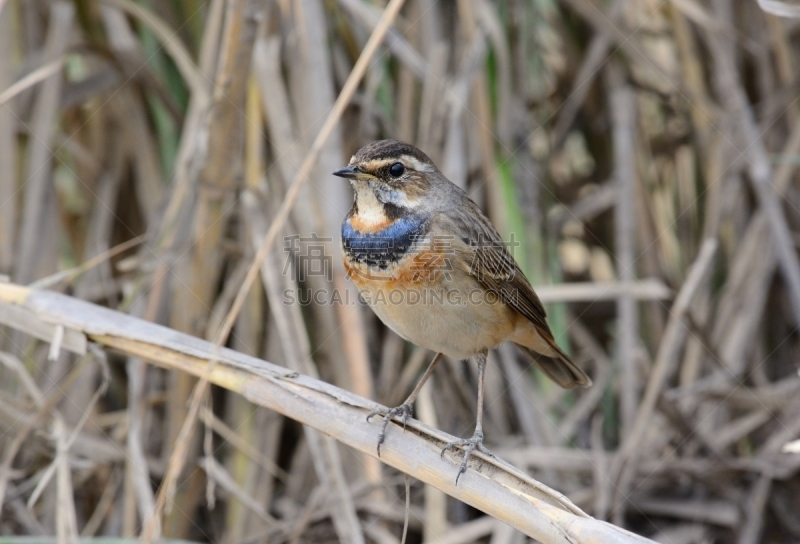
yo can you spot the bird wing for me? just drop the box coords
[433,194,591,389]
[437,199,551,335]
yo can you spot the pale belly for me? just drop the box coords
[350,266,517,360]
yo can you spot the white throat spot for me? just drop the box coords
[353,184,387,227]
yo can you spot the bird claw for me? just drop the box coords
[367,403,414,457]
[440,430,494,485]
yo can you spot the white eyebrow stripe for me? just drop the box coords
[401,155,434,172]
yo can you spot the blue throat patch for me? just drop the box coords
[342,214,428,269]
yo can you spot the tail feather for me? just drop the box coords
[515,343,592,389]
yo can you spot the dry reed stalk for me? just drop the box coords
[708,0,800,326]
[612,238,719,508]
[556,0,670,91]
[244,193,365,544]
[218,74,270,544]
[0,3,14,277]
[250,36,344,373]
[141,0,409,540]
[498,343,552,448]
[3,0,800,541]
[0,282,654,543]
[416,385,449,541]
[16,2,73,284]
[0,59,65,108]
[164,1,260,533]
[559,321,613,445]
[284,0,378,487]
[609,74,639,438]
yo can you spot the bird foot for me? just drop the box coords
[366,403,414,457]
[440,430,495,485]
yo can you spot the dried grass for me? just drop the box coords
[1,0,800,542]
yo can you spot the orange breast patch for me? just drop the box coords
[348,214,392,233]
[343,249,452,287]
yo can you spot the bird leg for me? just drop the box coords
[368,352,443,456]
[441,351,494,484]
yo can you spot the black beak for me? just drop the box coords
[332,165,360,179]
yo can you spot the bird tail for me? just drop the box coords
[515,340,592,389]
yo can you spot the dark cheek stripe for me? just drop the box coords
[342,215,428,269]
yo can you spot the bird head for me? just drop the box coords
[333,140,440,218]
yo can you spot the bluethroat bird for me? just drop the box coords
[334,140,591,483]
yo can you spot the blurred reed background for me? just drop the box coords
[1,0,800,542]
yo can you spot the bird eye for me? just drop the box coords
[389,162,405,178]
